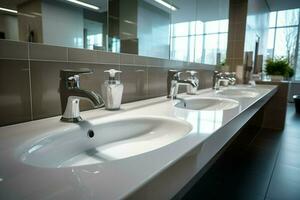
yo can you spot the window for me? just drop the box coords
[170,19,228,65]
[266,8,300,80]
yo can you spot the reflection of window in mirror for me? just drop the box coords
[170,0,229,64]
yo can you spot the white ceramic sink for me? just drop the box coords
[20,116,192,168]
[217,88,259,98]
[175,97,239,111]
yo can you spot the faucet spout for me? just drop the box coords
[59,69,105,123]
[62,89,104,109]
[177,79,198,88]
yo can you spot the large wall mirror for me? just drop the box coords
[0,0,108,50]
[0,0,229,64]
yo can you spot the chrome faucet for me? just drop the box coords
[167,70,198,99]
[213,71,227,90]
[226,72,237,85]
[59,69,105,122]
[213,71,237,90]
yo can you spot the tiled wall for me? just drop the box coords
[0,39,215,126]
[226,0,248,72]
[226,0,269,73]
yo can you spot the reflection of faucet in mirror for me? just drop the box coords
[167,70,198,99]
[213,71,237,90]
[212,71,227,90]
[59,68,105,122]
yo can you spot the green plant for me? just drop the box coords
[265,57,294,78]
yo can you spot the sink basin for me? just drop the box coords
[175,97,239,111]
[217,88,259,98]
[21,116,192,168]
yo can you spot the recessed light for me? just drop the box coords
[0,7,18,14]
[66,0,99,10]
[154,0,177,11]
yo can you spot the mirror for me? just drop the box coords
[170,0,229,64]
[0,0,108,50]
[0,0,229,64]
[108,0,172,59]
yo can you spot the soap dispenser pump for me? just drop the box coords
[103,69,123,110]
[186,70,199,94]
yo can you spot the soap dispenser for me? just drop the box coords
[103,69,123,110]
[186,70,199,95]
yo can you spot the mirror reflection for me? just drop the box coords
[0,0,108,50]
[0,0,229,64]
[170,0,229,64]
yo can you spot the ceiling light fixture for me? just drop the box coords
[66,0,99,10]
[0,7,18,14]
[154,0,177,11]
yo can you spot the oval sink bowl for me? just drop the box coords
[217,88,259,98]
[175,97,239,111]
[21,116,192,168]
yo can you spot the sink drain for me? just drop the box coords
[87,129,95,138]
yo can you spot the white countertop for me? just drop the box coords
[0,85,277,200]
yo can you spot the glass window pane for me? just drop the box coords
[195,35,203,63]
[204,34,218,64]
[195,21,204,35]
[269,11,277,27]
[274,27,298,64]
[277,9,299,27]
[190,21,196,35]
[205,20,219,34]
[267,28,275,58]
[170,37,188,61]
[172,22,189,36]
[219,19,229,32]
[189,36,195,62]
[219,33,228,61]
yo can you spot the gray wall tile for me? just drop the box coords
[0,60,31,126]
[0,40,28,60]
[64,47,120,64]
[148,67,168,98]
[29,43,67,61]
[147,57,165,67]
[120,53,135,65]
[97,51,120,64]
[134,55,148,66]
[68,48,98,63]
[198,70,213,89]
[120,65,148,103]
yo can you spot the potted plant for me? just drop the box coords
[265,57,294,81]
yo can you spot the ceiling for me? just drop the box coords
[266,0,300,11]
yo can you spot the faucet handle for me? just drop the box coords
[60,68,93,80]
[173,71,183,80]
[186,70,198,76]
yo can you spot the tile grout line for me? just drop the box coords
[27,44,33,120]
[263,138,283,200]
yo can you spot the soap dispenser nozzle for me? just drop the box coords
[104,69,122,82]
